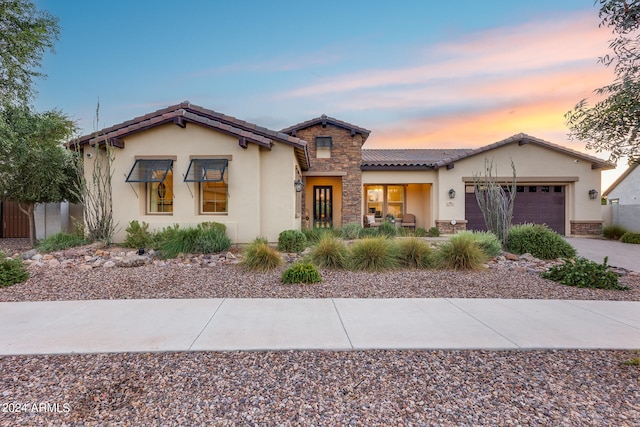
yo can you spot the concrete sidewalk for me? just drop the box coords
[1,298,639,355]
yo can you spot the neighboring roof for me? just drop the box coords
[603,161,639,196]
[68,102,311,171]
[433,133,614,170]
[361,149,470,170]
[282,114,371,142]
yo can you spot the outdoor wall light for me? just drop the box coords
[294,178,303,193]
[589,189,598,200]
[448,188,456,199]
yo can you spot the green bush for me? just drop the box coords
[124,220,153,248]
[340,222,363,240]
[433,232,488,270]
[414,227,428,237]
[506,224,576,260]
[301,228,339,245]
[465,231,502,257]
[427,227,440,237]
[242,238,282,272]
[359,227,379,238]
[278,230,307,253]
[310,235,348,269]
[193,222,231,253]
[0,253,29,287]
[348,237,399,271]
[542,257,627,290]
[378,222,398,238]
[602,224,629,240]
[282,262,322,284]
[37,232,88,252]
[396,238,433,269]
[621,231,640,244]
[154,223,230,259]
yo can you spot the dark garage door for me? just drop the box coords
[465,185,565,235]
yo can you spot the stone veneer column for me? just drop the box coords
[294,124,364,225]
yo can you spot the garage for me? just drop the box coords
[465,184,566,235]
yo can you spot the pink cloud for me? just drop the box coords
[283,11,610,98]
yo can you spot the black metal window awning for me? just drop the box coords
[184,158,228,182]
[125,159,173,182]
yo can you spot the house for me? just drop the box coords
[602,160,640,231]
[603,161,639,205]
[69,102,611,244]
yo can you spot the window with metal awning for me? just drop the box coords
[183,158,228,182]
[125,159,173,182]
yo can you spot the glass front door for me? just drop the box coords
[313,186,333,228]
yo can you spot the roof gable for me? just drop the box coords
[435,133,613,171]
[69,102,310,171]
[282,114,371,142]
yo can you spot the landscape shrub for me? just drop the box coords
[37,232,88,252]
[620,231,640,244]
[427,227,440,237]
[414,227,428,237]
[154,223,230,258]
[0,252,29,287]
[506,224,576,260]
[378,222,398,238]
[193,222,231,253]
[396,238,433,269]
[602,224,629,240]
[302,228,339,245]
[341,222,363,240]
[282,262,322,284]
[348,237,399,271]
[278,230,307,253]
[309,235,348,269]
[432,232,488,270]
[242,238,282,272]
[466,231,502,257]
[542,256,626,290]
[359,227,379,238]
[124,220,153,248]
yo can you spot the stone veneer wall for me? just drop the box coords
[293,124,365,226]
[570,221,603,236]
[435,220,468,234]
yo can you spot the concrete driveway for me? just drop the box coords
[564,237,640,272]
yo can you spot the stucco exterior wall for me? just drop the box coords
[435,142,603,234]
[84,122,299,244]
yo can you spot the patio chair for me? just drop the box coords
[401,213,416,230]
[364,214,380,228]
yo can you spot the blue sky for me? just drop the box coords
[33,0,623,186]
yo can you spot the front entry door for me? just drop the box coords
[313,186,333,228]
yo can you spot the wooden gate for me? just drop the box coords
[1,201,30,238]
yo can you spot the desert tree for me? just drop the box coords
[566,0,640,163]
[0,106,78,247]
[472,159,517,247]
[0,0,59,108]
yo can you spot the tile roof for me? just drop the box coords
[68,102,311,170]
[282,114,371,141]
[362,134,613,171]
[361,149,471,169]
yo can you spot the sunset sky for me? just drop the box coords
[33,0,623,187]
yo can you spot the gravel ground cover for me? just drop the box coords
[1,350,639,426]
[2,238,639,425]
